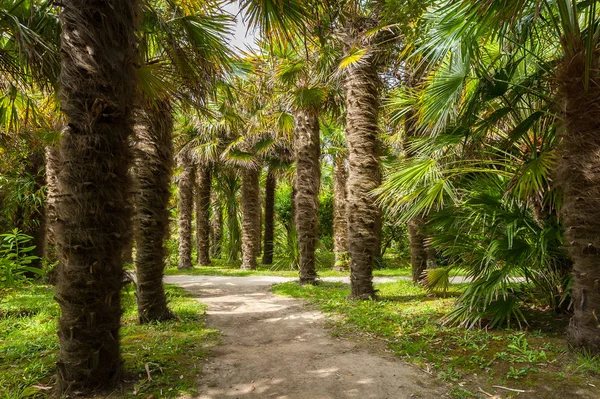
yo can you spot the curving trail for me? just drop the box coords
[167,275,445,399]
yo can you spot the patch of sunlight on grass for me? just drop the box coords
[272,280,600,399]
[0,283,216,398]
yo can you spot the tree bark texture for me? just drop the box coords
[241,167,261,270]
[195,165,211,266]
[343,52,381,299]
[54,0,139,392]
[177,150,195,270]
[210,189,223,258]
[558,47,600,353]
[333,156,349,270]
[45,145,60,262]
[132,100,174,324]
[262,169,276,265]
[226,196,240,262]
[294,109,321,284]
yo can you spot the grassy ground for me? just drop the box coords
[0,283,217,398]
[163,256,421,278]
[163,257,469,279]
[272,281,600,399]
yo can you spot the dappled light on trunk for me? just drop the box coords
[558,46,600,354]
[53,0,140,392]
[294,109,320,284]
[241,167,261,270]
[343,44,381,300]
[196,165,212,267]
[177,150,195,270]
[133,100,174,324]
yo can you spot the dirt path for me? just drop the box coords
[166,275,446,399]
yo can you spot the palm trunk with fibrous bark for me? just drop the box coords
[177,150,195,270]
[45,145,60,263]
[210,189,223,258]
[262,169,276,265]
[195,165,211,266]
[53,0,140,392]
[343,48,382,299]
[241,167,261,270]
[132,100,174,324]
[558,46,600,353]
[294,109,321,284]
[408,217,428,283]
[333,156,349,270]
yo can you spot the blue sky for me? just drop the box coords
[223,2,258,54]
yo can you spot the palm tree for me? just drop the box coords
[340,15,382,299]
[420,0,600,354]
[53,0,139,392]
[177,148,195,270]
[45,143,60,260]
[210,186,223,258]
[132,100,174,323]
[133,0,232,305]
[181,93,245,264]
[240,165,261,269]
[332,157,348,269]
[240,1,329,281]
[322,119,349,270]
[269,40,337,283]
[293,106,321,282]
[262,167,276,264]
[196,164,212,266]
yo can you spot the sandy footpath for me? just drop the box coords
[167,275,445,399]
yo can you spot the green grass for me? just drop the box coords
[0,283,216,398]
[163,255,472,279]
[164,257,417,278]
[272,281,600,398]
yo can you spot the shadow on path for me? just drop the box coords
[167,276,446,399]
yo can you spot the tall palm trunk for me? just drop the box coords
[262,169,276,265]
[333,156,349,270]
[195,165,211,266]
[54,0,139,392]
[559,47,600,353]
[45,145,60,262]
[343,50,381,299]
[210,190,223,258]
[241,167,260,270]
[226,198,240,262]
[177,150,195,270]
[294,109,320,284]
[132,100,174,324]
